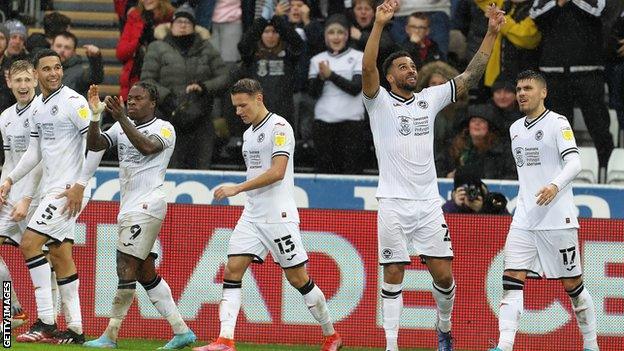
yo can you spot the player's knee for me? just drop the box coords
[224,262,246,281]
[116,258,139,281]
[383,264,405,284]
[19,236,40,257]
[433,273,454,289]
[561,276,583,292]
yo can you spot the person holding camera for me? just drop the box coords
[442,167,509,215]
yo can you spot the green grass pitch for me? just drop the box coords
[7,337,451,350]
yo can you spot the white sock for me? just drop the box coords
[432,281,456,333]
[497,276,525,351]
[142,276,189,334]
[299,280,335,336]
[568,283,599,351]
[58,273,82,334]
[25,254,54,325]
[219,280,242,339]
[104,280,136,341]
[381,282,403,351]
[50,268,60,321]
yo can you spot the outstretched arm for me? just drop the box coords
[86,85,110,151]
[362,0,397,98]
[454,4,506,97]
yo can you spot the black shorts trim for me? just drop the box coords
[379,261,412,266]
[280,259,308,270]
[116,249,155,262]
[545,274,583,280]
[0,235,19,247]
[228,253,264,264]
[419,255,454,264]
[504,269,543,279]
[26,227,74,245]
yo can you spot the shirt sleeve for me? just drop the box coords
[352,51,363,75]
[102,122,121,148]
[363,87,385,117]
[422,79,457,113]
[271,121,295,159]
[29,112,39,138]
[150,122,175,150]
[66,94,92,136]
[308,55,319,78]
[554,115,579,160]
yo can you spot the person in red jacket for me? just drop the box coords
[117,0,174,99]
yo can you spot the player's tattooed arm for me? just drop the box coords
[454,4,505,97]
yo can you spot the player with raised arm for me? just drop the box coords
[192,78,341,351]
[361,1,505,350]
[81,82,196,350]
[0,49,104,344]
[0,60,45,329]
[488,70,598,351]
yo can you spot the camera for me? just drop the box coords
[463,184,482,201]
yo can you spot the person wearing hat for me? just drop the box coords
[141,2,229,170]
[440,103,516,180]
[441,166,509,214]
[4,19,28,57]
[308,13,367,174]
[489,74,522,139]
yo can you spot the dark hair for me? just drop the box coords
[43,12,71,37]
[132,81,159,102]
[516,70,547,88]
[53,31,78,49]
[408,12,430,25]
[231,78,263,95]
[382,51,413,76]
[32,49,61,68]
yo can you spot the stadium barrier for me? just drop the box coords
[3,201,623,350]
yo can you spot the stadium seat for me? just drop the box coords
[607,148,624,184]
[575,147,599,183]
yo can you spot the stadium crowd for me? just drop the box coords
[1,0,623,181]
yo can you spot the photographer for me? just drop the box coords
[442,167,509,215]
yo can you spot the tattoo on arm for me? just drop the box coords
[455,50,490,97]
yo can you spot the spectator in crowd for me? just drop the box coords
[3,20,28,58]
[52,31,104,97]
[26,12,72,55]
[606,10,624,147]
[439,103,516,180]
[442,167,510,214]
[416,61,468,173]
[400,12,442,68]
[489,75,522,137]
[531,0,614,169]
[390,0,451,57]
[474,0,541,88]
[237,2,303,125]
[117,0,174,99]
[208,0,244,64]
[258,0,354,21]
[141,3,229,169]
[308,14,365,174]
[0,24,13,112]
[115,0,138,30]
[349,0,398,70]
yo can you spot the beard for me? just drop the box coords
[396,79,418,92]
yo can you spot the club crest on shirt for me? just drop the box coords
[51,105,58,116]
[381,248,393,259]
[23,119,29,128]
[514,147,525,167]
[257,132,265,143]
[417,100,428,109]
[398,116,411,136]
[535,130,543,141]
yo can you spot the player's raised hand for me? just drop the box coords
[535,184,558,206]
[375,0,398,26]
[57,183,85,218]
[104,95,125,121]
[88,85,106,115]
[214,184,241,200]
[0,179,12,206]
[486,4,506,34]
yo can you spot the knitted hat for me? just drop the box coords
[4,19,27,39]
[491,75,515,93]
[172,3,196,25]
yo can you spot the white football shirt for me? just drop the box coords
[240,112,299,223]
[363,80,457,199]
[509,109,579,230]
[0,100,41,204]
[103,118,175,220]
[28,86,91,195]
[309,48,365,123]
